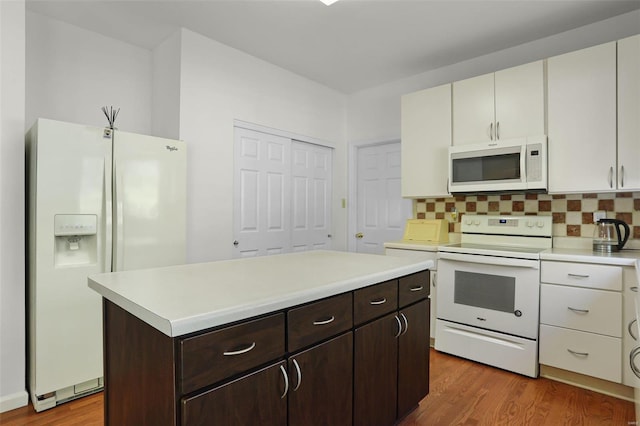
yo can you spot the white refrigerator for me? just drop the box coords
[26,118,187,412]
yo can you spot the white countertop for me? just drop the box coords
[541,248,640,266]
[88,250,433,338]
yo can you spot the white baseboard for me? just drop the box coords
[0,390,28,413]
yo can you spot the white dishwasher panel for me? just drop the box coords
[540,283,622,337]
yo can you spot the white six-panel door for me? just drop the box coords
[291,141,332,252]
[356,143,411,254]
[233,128,292,258]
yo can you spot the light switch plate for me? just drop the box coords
[593,211,606,223]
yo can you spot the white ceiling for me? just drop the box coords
[25,0,640,93]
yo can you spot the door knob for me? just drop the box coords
[355,233,364,239]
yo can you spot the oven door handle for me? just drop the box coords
[438,252,540,269]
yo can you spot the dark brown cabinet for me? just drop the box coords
[354,271,430,426]
[102,269,429,426]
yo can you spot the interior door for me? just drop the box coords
[291,141,333,252]
[113,131,187,271]
[355,143,411,254]
[233,127,291,258]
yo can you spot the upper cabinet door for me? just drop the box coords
[494,60,545,140]
[548,42,617,193]
[617,34,640,191]
[452,72,495,145]
[453,61,545,145]
[401,83,451,198]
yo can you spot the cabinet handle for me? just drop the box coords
[567,307,589,314]
[292,359,302,391]
[409,286,423,292]
[621,165,625,187]
[567,273,589,279]
[400,313,409,336]
[496,121,500,140]
[370,298,387,305]
[313,316,335,326]
[279,365,289,399]
[631,347,640,379]
[567,349,589,357]
[223,342,256,356]
[394,315,402,338]
[632,287,638,293]
[433,275,436,287]
[629,319,638,341]
[489,122,494,140]
[609,166,614,188]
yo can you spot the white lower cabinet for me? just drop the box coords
[540,260,623,384]
[623,267,640,387]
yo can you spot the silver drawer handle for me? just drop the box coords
[409,286,424,292]
[313,316,335,326]
[223,342,256,356]
[567,307,589,314]
[568,273,590,278]
[629,319,638,341]
[567,349,589,357]
[631,287,638,293]
[370,298,387,305]
[279,365,289,399]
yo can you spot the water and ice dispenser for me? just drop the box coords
[53,214,98,267]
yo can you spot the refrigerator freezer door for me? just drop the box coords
[112,131,186,271]
[27,119,111,404]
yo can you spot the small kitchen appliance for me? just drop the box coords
[593,218,630,252]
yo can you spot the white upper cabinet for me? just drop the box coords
[548,42,617,193]
[617,34,640,191]
[400,83,451,198]
[453,60,545,145]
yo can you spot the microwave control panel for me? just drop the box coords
[526,143,543,182]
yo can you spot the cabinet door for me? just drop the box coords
[354,312,399,426]
[494,60,545,140]
[288,333,353,426]
[618,34,640,191]
[400,84,451,197]
[548,42,617,193]
[453,72,495,145]
[181,361,287,426]
[397,300,430,418]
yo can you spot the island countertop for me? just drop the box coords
[88,250,433,337]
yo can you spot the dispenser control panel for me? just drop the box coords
[54,214,98,236]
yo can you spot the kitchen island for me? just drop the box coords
[89,250,433,426]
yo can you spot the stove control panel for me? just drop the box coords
[462,214,552,237]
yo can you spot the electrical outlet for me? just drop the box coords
[593,211,606,223]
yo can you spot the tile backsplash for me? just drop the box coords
[414,192,640,248]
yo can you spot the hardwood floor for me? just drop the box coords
[2,349,635,425]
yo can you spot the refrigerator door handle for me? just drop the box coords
[113,164,125,271]
[104,158,113,272]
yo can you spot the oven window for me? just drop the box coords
[454,271,515,313]
[452,153,521,183]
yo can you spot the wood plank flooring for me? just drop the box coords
[2,349,635,425]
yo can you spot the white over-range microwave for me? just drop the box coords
[448,135,548,194]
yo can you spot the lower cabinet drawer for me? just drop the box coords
[179,313,285,394]
[540,284,622,337]
[540,324,622,383]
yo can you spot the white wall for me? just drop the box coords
[26,11,152,134]
[152,31,182,139]
[346,10,640,144]
[177,29,347,263]
[0,0,27,413]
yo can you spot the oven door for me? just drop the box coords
[437,252,540,339]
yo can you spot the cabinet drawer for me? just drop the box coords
[541,261,622,291]
[179,313,285,394]
[540,324,621,383]
[288,293,352,352]
[399,270,430,307]
[540,284,622,337]
[354,280,398,325]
